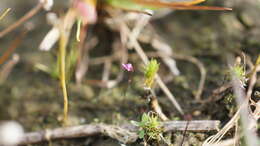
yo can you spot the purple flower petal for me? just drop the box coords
[122,63,134,72]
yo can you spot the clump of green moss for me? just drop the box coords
[132,112,163,141]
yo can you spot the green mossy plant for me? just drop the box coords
[144,59,160,89]
[229,63,247,87]
[132,112,163,141]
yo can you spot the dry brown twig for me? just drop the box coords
[0,54,20,84]
[0,2,43,38]
[0,30,27,65]
[18,120,220,145]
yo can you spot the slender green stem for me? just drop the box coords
[76,19,82,42]
[59,31,69,125]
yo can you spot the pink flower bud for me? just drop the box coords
[73,0,97,24]
[122,63,134,72]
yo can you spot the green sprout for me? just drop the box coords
[132,112,163,141]
[230,64,247,87]
[144,59,160,89]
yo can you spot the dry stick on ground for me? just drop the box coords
[18,120,220,145]
[0,2,43,38]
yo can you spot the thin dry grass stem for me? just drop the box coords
[244,53,254,70]
[102,59,112,81]
[199,83,232,103]
[203,108,241,145]
[0,2,43,38]
[85,39,127,88]
[59,31,69,126]
[246,55,260,99]
[127,13,150,49]
[75,25,89,84]
[100,40,127,88]
[0,30,27,65]
[109,39,128,85]
[208,138,236,146]
[89,55,118,65]
[171,53,206,101]
[149,89,169,121]
[234,121,239,146]
[149,37,180,76]
[136,26,180,76]
[0,54,19,84]
[155,74,184,115]
[0,8,11,21]
[57,9,77,125]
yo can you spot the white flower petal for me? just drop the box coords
[39,27,60,51]
[40,0,53,11]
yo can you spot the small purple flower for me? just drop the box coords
[122,63,134,72]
